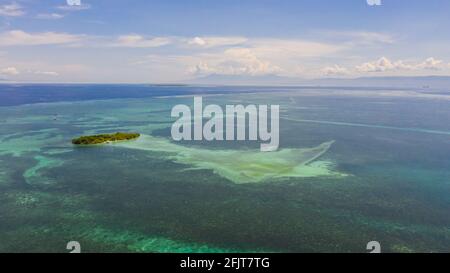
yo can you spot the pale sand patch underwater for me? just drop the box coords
[114,135,345,183]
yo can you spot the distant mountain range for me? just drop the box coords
[187,74,450,89]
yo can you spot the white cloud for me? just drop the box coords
[416,57,443,70]
[3,28,446,81]
[189,37,207,46]
[322,65,349,76]
[352,32,395,44]
[114,35,171,48]
[0,3,24,17]
[0,30,82,46]
[36,13,65,20]
[340,31,395,45]
[186,38,343,77]
[119,36,340,78]
[356,57,445,73]
[1,67,19,75]
[356,57,396,72]
[189,47,282,76]
[187,37,342,57]
[34,71,59,76]
[188,36,247,48]
[57,4,91,11]
[247,39,342,59]
[66,0,82,5]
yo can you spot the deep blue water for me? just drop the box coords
[0,84,415,106]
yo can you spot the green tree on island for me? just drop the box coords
[72,132,140,145]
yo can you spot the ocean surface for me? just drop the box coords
[0,84,449,253]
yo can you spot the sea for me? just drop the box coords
[0,84,449,253]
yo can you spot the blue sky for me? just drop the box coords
[1,0,450,83]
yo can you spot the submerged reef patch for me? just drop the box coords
[23,155,65,186]
[0,129,63,157]
[82,227,269,253]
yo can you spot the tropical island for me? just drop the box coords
[72,132,140,145]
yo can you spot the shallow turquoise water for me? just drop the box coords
[1,87,450,252]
